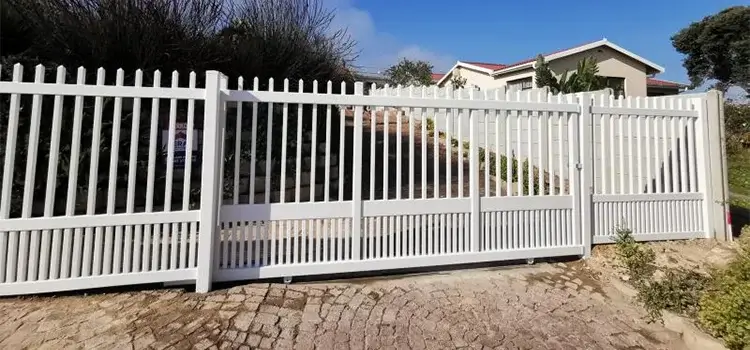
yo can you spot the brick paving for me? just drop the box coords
[0,262,685,349]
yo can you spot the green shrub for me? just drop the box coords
[613,227,711,322]
[698,228,750,350]
[638,268,712,321]
[613,227,657,287]
[725,103,750,155]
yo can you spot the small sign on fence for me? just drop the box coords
[162,122,200,168]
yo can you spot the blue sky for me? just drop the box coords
[325,0,747,83]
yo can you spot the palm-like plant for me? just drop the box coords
[557,56,605,93]
[536,56,606,94]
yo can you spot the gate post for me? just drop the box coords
[579,94,593,258]
[351,82,364,260]
[196,71,224,293]
[469,100,481,252]
[702,91,731,240]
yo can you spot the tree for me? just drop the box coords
[671,6,750,92]
[449,72,467,89]
[385,59,433,86]
[0,0,356,216]
[534,54,558,91]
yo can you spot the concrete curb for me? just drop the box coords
[608,278,727,350]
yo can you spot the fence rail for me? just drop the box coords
[0,64,728,296]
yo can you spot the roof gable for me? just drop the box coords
[436,39,666,86]
[492,39,664,76]
[435,61,506,85]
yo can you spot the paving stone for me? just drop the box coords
[0,264,683,350]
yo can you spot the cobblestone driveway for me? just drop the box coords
[0,263,684,349]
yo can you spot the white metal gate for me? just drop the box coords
[0,65,727,296]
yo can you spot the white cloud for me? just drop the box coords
[322,0,455,73]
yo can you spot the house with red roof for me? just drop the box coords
[432,39,688,97]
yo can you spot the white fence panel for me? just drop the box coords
[0,64,207,295]
[590,94,707,242]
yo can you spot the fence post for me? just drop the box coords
[351,82,364,260]
[579,94,593,258]
[699,91,730,240]
[469,95,481,252]
[196,71,224,293]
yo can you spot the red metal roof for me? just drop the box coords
[431,73,445,82]
[646,78,686,88]
[462,61,508,71]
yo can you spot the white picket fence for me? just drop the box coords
[0,64,728,296]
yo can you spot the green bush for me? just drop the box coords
[613,227,711,321]
[725,103,750,155]
[613,227,657,287]
[698,228,750,350]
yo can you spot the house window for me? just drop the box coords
[602,77,625,97]
[508,77,533,91]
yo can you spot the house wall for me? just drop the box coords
[441,46,652,96]
[441,66,500,90]
[493,68,535,91]
[546,46,649,97]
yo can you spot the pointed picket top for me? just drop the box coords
[370,83,376,93]
[189,72,197,88]
[55,66,66,83]
[33,64,45,82]
[171,70,180,88]
[268,77,275,91]
[12,63,23,82]
[237,76,244,90]
[625,95,632,108]
[96,67,106,85]
[153,70,162,87]
[547,91,553,103]
[635,96,641,108]
[298,79,304,92]
[252,77,259,90]
[76,67,86,84]
[326,80,332,94]
[134,70,144,87]
[340,81,346,95]
[283,78,289,92]
[115,69,125,86]
[312,80,318,93]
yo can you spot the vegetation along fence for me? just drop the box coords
[0,64,730,296]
